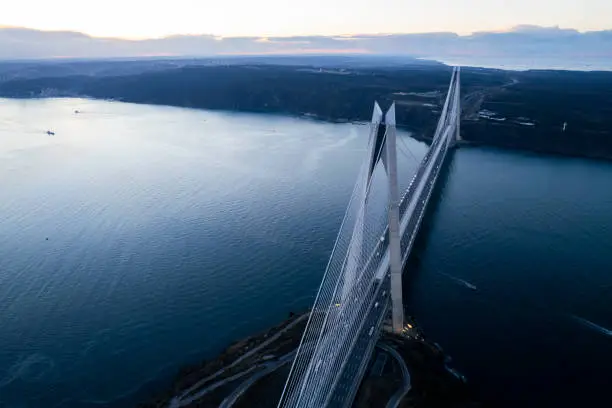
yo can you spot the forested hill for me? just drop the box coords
[1,60,611,159]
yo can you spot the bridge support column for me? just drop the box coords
[384,103,405,334]
[455,67,462,143]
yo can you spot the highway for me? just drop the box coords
[378,343,411,408]
[329,104,455,406]
[219,351,296,408]
[280,67,460,408]
[170,313,308,407]
[327,278,390,407]
[321,113,454,407]
[176,349,300,407]
[399,127,452,265]
[373,120,454,281]
[290,274,389,407]
[169,366,259,407]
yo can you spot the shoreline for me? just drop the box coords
[2,94,610,163]
[141,312,481,407]
[141,311,310,407]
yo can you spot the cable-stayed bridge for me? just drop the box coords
[278,67,462,408]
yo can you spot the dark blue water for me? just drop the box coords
[0,98,610,407]
[433,56,612,71]
[409,148,612,407]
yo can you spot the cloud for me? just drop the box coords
[0,26,610,61]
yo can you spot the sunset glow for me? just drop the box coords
[2,0,610,39]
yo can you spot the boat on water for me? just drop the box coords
[46,130,55,136]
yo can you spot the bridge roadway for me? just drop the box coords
[179,128,455,407]
[282,67,459,408]
[362,119,455,286]
[325,122,455,407]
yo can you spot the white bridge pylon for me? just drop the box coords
[278,66,462,408]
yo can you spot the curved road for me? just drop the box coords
[170,366,258,407]
[219,351,296,408]
[178,342,412,408]
[377,343,411,408]
[171,313,308,406]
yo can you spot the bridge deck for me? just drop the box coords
[323,89,458,407]
[280,67,460,408]
[326,123,455,408]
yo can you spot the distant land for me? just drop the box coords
[0,56,610,159]
[1,56,611,160]
[1,25,611,70]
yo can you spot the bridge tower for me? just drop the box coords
[278,68,463,408]
[383,104,405,334]
[455,67,462,142]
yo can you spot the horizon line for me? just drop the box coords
[1,24,612,41]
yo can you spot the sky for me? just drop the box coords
[2,0,611,39]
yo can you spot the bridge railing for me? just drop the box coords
[278,67,461,408]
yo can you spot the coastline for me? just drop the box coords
[141,312,481,408]
[1,63,610,163]
[3,93,610,163]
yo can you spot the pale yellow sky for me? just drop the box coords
[2,0,611,38]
